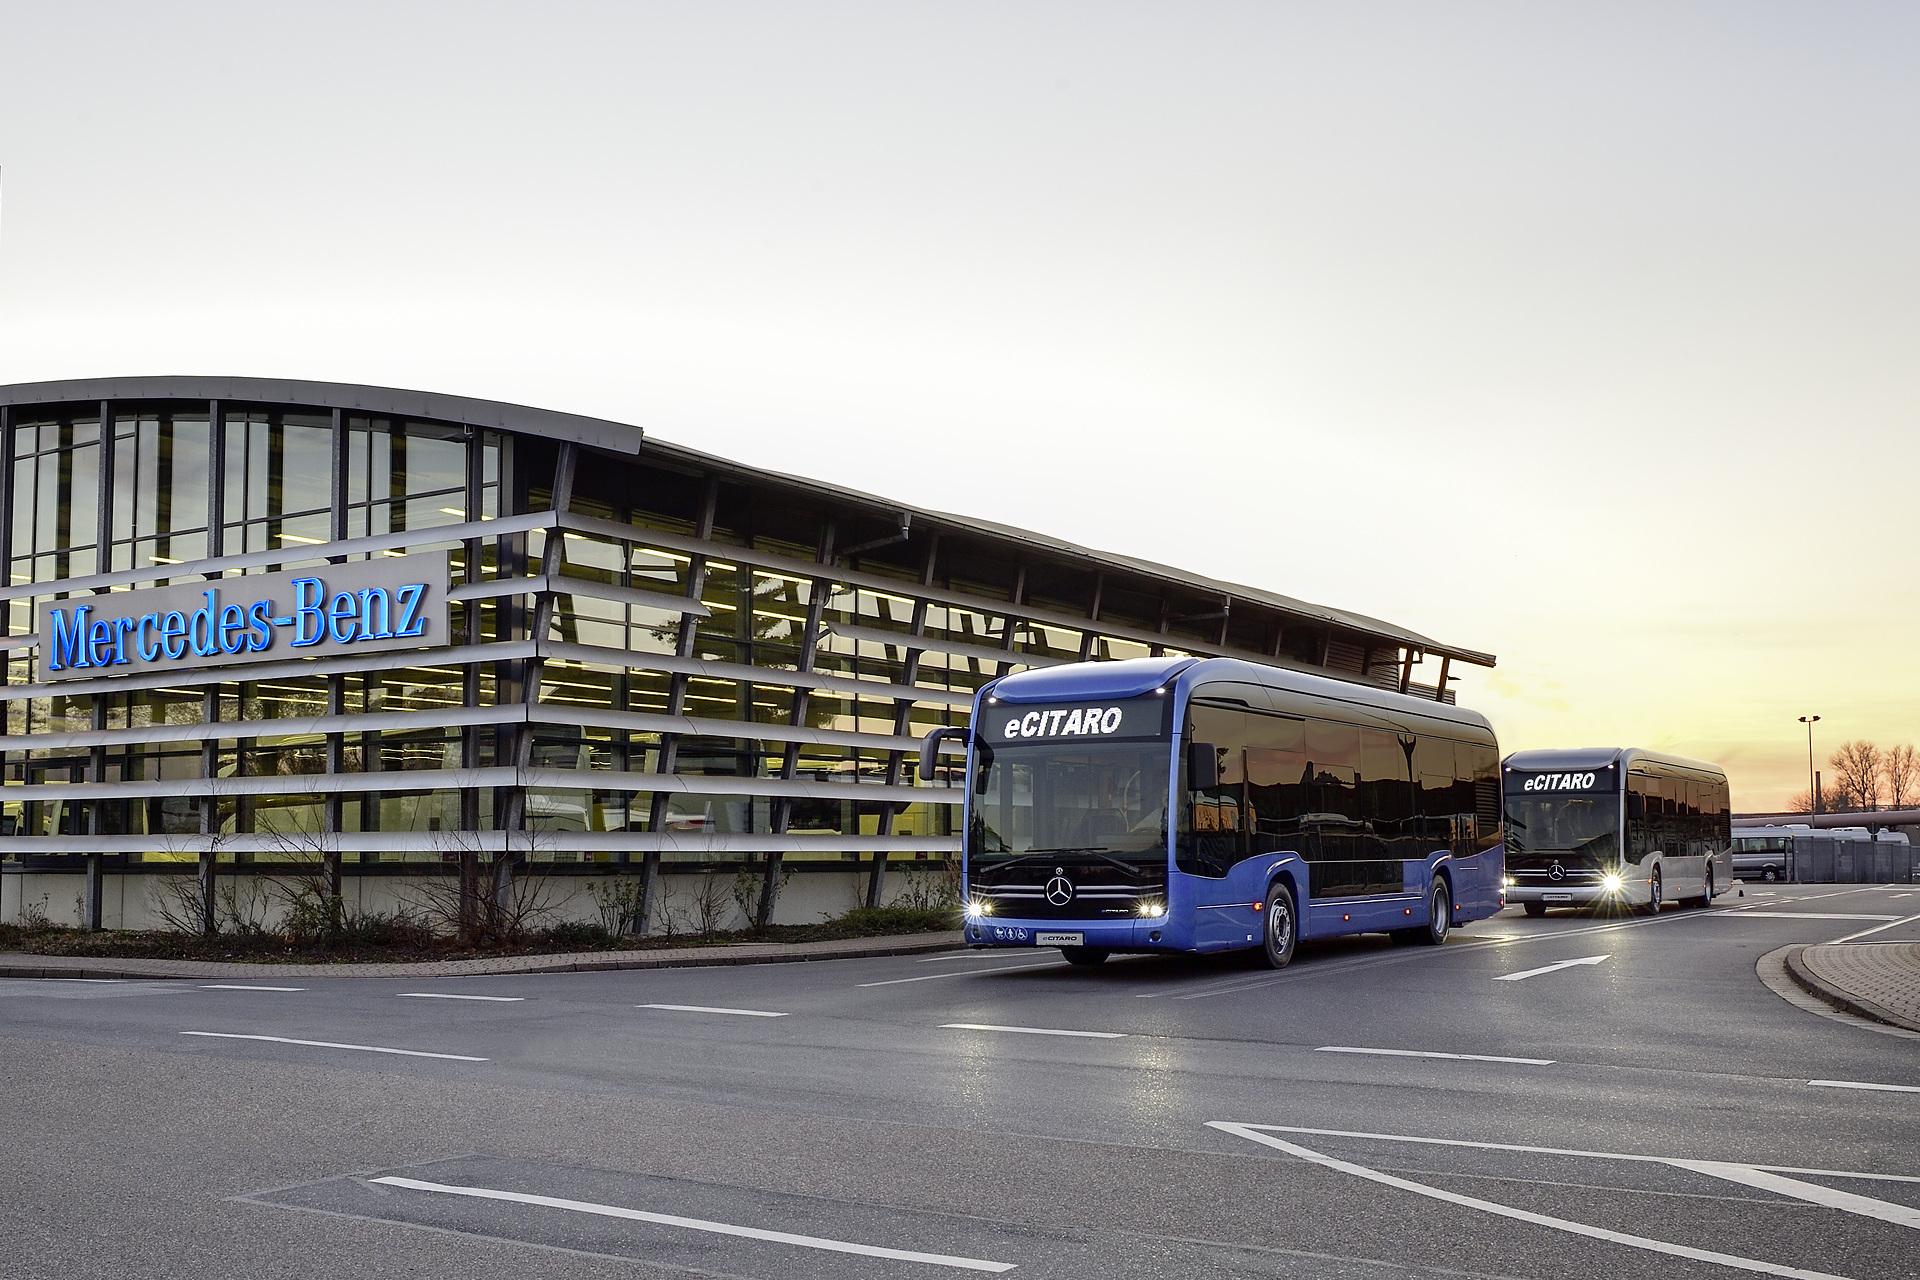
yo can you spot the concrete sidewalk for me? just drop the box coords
[0,930,965,981]
[1786,941,1920,1033]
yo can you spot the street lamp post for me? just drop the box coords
[1799,715,1821,815]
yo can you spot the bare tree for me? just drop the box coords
[1884,744,1918,810]
[1829,741,1883,811]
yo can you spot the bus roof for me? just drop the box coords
[1504,747,1726,779]
[987,656,1495,735]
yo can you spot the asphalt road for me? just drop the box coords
[4,884,1920,1280]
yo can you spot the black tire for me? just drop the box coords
[1419,879,1451,945]
[1260,882,1297,969]
[1060,946,1109,967]
[1694,866,1714,909]
[1762,867,1779,883]
[1523,901,1547,918]
[1644,867,1662,915]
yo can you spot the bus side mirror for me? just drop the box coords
[1187,741,1219,791]
[918,726,972,782]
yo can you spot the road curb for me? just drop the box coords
[0,931,966,981]
[1782,944,1920,1034]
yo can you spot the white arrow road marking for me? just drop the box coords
[1316,1045,1554,1065]
[1669,1161,1920,1231]
[1494,954,1609,981]
[369,1175,1016,1273]
[1209,1123,1851,1280]
[179,1032,486,1061]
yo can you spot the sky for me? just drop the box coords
[2,2,1916,810]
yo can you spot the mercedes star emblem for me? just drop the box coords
[1548,863,1565,881]
[1045,875,1075,907]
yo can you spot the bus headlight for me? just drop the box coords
[1502,875,1516,888]
[1601,874,1623,892]
[1136,898,1167,918]
[966,898,993,919]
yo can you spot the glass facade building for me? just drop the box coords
[0,377,1495,929]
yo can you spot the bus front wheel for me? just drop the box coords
[1523,901,1546,918]
[1261,883,1297,969]
[1643,868,1662,915]
[1061,947,1109,967]
[1419,880,1451,945]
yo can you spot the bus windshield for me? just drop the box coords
[1505,794,1618,860]
[971,740,1170,866]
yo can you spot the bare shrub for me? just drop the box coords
[667,870,737,938]
[403,846,560,944]
[588,875,648,937]
[887,859,961,911]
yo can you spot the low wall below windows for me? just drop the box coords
[0,862,956,935]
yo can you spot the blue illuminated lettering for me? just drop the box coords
[246,601,273,652]
[217,603,247,654]
[159,611,187,659]
[135,613,161,662]
[47,605,90,671]
[188,590,220,658]
[394,583,428,638]
[290,578,325,647]
[357,588,392,640]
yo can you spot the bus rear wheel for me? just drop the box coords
[1061,947,1109,967]
[1260,883,1297,969]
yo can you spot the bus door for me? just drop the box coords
[1186,773,1260,950]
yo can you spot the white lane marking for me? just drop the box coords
[859,962,1060,987]
[1709,912,1897,921]
[1209,1123,1849,1280]
[1829,913,1920,944]
[201,984,305,992]
[636,1003,787,1018]
[916,951,1041,963]
[369,1175,1016,1273]
[179,1032,487,1061]
[940,1022,1126,1039]
[1220,1122,1920,1184]
[1316,1045,1554,1065]
[1670,1160,1920,1231]
[400,992,526,1002]
[1810,1079,1920,1095]
[1494,954,1609,981]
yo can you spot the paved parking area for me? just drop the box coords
[4,886,1918,1280]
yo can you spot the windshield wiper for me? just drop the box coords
[1023,847,1159,877]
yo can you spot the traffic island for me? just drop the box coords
[1784,941,1920,1033]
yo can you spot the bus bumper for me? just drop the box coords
[1507,879,1646,908]
[963,917,1179,951]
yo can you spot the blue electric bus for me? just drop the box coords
[919,655,1505,967]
